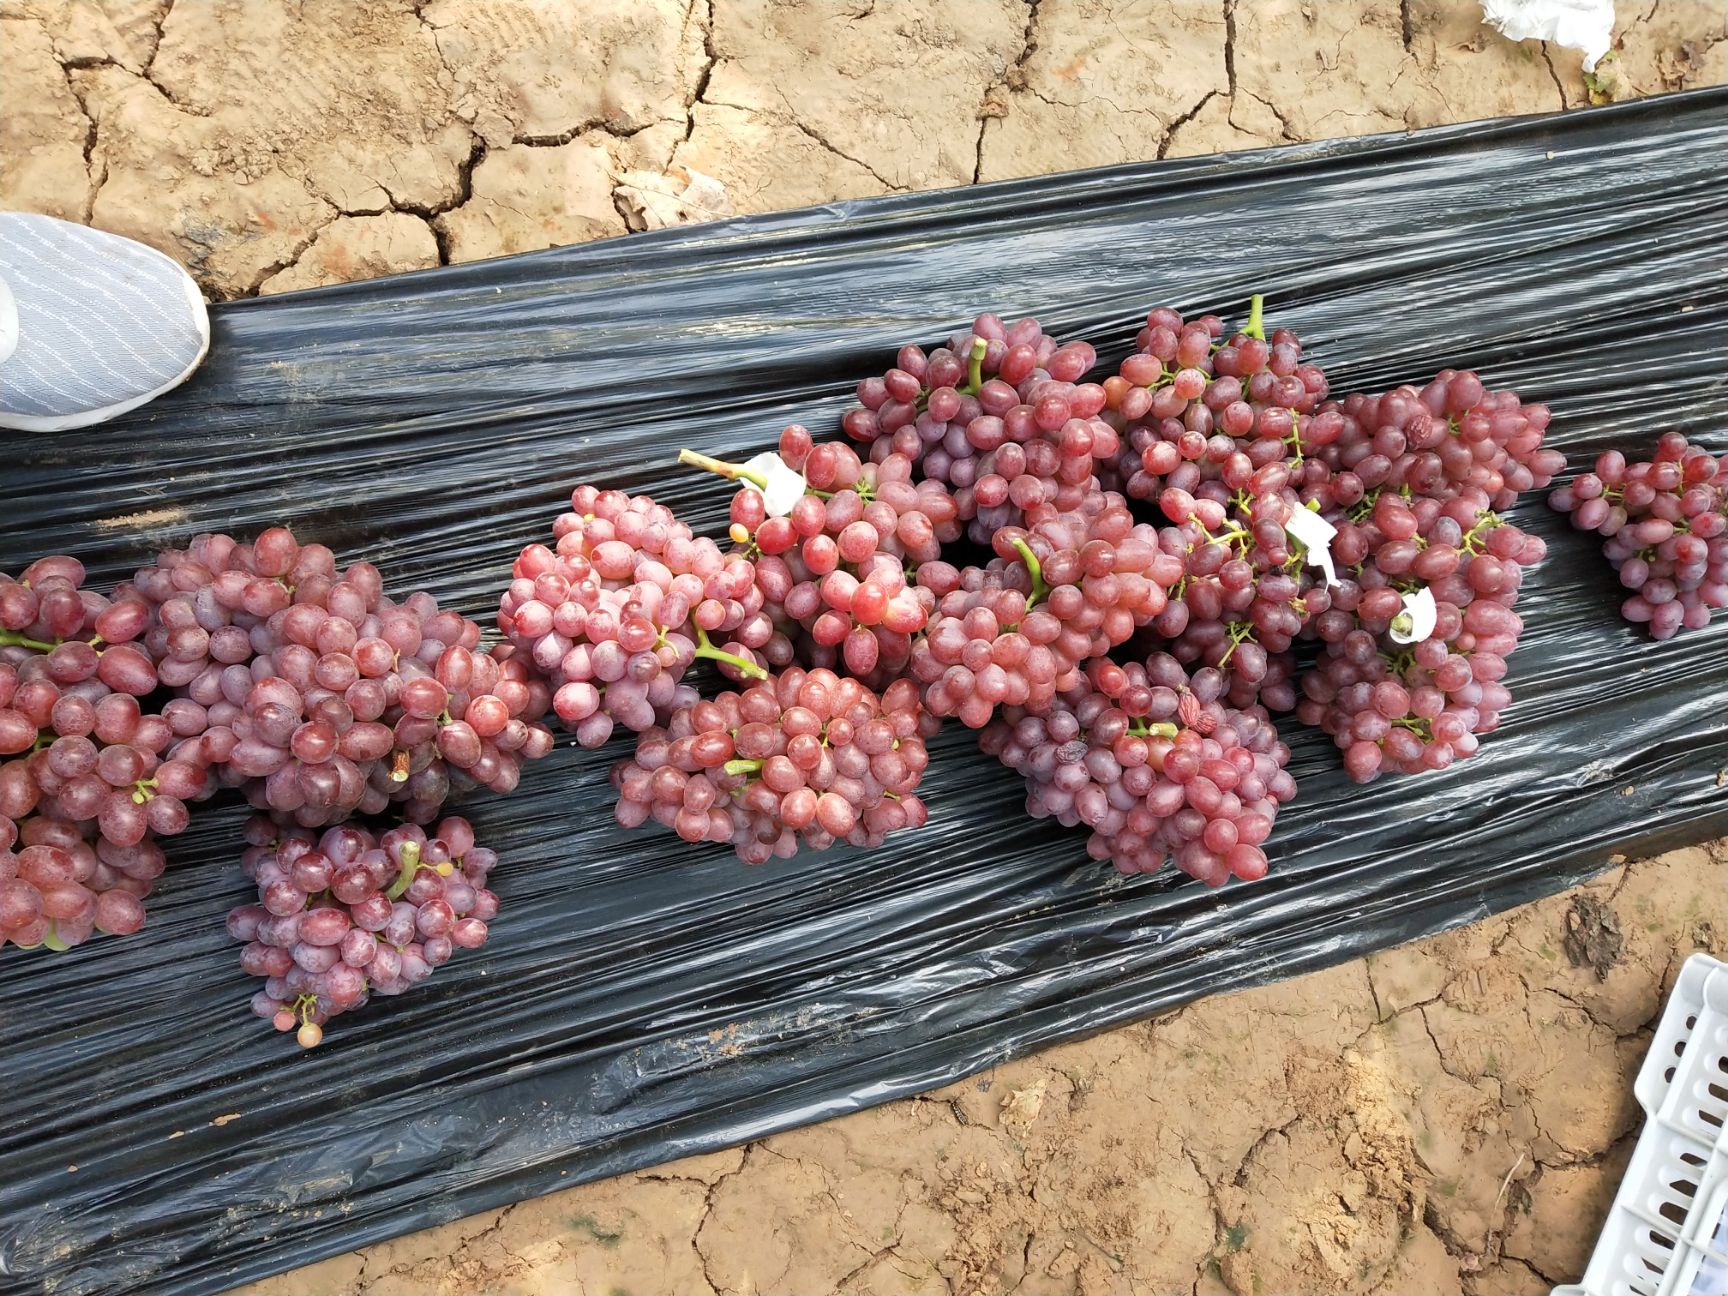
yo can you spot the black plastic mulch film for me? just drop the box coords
[2,90,1726,1296]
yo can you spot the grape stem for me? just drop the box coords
[1216,620,1257,667]
[679,448,767,489]
[130,777,158,805]
[1383,648,1417,675]
[384,841,423,900]
[1242,293,1266,341]
[1282,409,1304,464]
[1462,511,1503,555]
[678,449,831,500]
[382,842,454,901]
[961,336,987,395]
[0,629,56,653]
[1126,720,1180,740]
[1348,488,1381,524]
[1392,715,1434,739]
[722,758,763,777]
[1009,537,1049,609]
[388,750,410,784]
[694,626,767,680]
[918,337,991,411]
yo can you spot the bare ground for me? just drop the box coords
[2,1,1726,1293]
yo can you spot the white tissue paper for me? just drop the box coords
[738,452,808,517]
[1479,0,1615,71]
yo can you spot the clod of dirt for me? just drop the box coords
[258,214,439,296]
[1563,894,1625,981]
[998,1079,1047,1127]
[613,163,734,232]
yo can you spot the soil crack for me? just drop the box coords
[1158,90,1218,158]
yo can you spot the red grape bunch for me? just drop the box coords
[1,557,203,949]
[1316,370,1566,512]
[134,527,554,825]
[1147,483,1334,701]
[1,806,170,950]
[229,814,499,1047]
[842,313,1116,540]
[1103,297,1334,503]
[499,486,766,747]
[1299,502,1546,781]
[1551,433,1728,639]
[981,654,1295,886]
[910,490,1182,728]
[612,667,934,864]
[680,424,959,680]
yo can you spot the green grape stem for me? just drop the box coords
[1242,293,1266,341]
[384,841,424,901]
[1283,409,1304,464]
[694,625,767,680]
[1009,537,1049,609]
[1216,621,1256,667]
[678,448,767,490]
[962,336,987,395]
[722,758,763,778]
[1462,511,1503,554]
[1126,720,1180,740]
[0,629,57,653]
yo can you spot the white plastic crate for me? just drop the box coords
[1557,954,1728,1296]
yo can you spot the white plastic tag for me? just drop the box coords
[1389,586,1438,645]
[1285,508,1341,588]
[739,452,808,517]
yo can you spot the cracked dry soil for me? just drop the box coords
[2,1,1725,1294]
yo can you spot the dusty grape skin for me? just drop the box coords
[610,667,932,864]
[981,655,1294,885]
[227,815,500,1046]
[0,559,179,948]
[1551,435,1728,640]
[134,527,553,824]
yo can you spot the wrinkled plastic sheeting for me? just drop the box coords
[2,89,1727,1296]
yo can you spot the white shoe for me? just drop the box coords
[0,212,210,432]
